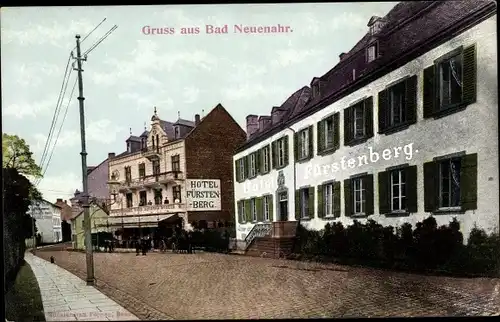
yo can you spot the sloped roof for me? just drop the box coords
[174,118,195,127]
[237,0,495,152]
[126,135,141,142]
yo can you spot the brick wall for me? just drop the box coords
[184,104,246,224]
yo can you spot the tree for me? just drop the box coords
[3,133,44,201]
[3,133,42,178]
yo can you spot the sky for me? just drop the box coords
[1,2,398,204]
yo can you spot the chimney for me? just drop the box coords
[258,116,272,131]
[108,152,115,159]
[339,52,346,60]
[195,114,201,126]
[246,114,259,139]
[64,200,67,204]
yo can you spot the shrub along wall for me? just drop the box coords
[291,216,500,277]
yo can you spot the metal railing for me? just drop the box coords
[243,223,272,250]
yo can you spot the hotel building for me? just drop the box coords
[108,104,245,237]
[232,0,498,253]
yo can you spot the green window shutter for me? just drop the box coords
[308,186,315,218]
[364,174,374,215]
[423,161,438,212]
[344,179,352,217]
[423,65,436,118]
[364,97,374,138]
[462,44,477,105]
[243,156,249,179]
[258,149,264,174]
[283,136,289,166]
[378,171,390,215]
[308,126,314,159]
[460,153,478,211]
[405,75,418,124]
[268,195,274,222]
[405,165,418,213]
[317,119,325,154]
[293,132,299,161]
[333,113,340,151]
[378,89,388,133]
[343,107,352,145]
[255,151,261,175]
[271,141,277,169]
[256,197,263,222]
[333,181,341,218]
[317,184,324,218]
[235,160,241,182]
[265,146,271,173]
[295,189,301,219]
[244,199,251,222]
[236,201,242,223]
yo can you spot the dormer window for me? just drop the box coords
[141,138,146,149]
[127,142,131,152]
[312,83,320,98]
[174,126,180,139]
[366,42,378,63]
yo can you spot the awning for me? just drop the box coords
[107,213,178,226]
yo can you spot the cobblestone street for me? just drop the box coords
[35,251,500,320]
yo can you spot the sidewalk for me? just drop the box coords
[25,253,139,321]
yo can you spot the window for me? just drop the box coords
[154,189,162,205]
[389,82,406,126]
[324,118,334,148]
[139,191,147,206]
[251,199,257,222]
[138,163,146,178]
[141,138,146,150]
[278,139,285,166]
[174,126,180,139]
[152,160,160,175]
[249,153,256,178]
[353,104,365,138]
[366,43,378,62]
[171,155,180,172]
[263,147,270,173]
[238,158,245,181]
[263,196,270,221]
[438,54,463,110]
[324,183,334,217]
[127,142,131,153]
[312,83,320,97]
[173,185,181,203]
[424,154,476,212]
[353,178,365,215]
[344,97,373,146]
[439,158,461,208]
[126,193,133,208]
[423,45,476,119]
[124,166,132,182]
[299,129,309,159]
[156,134,160,151]
[300,188,309,219]
[390,170,406,212]
[239,200,246,223]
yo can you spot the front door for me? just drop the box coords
[278,191,288,221]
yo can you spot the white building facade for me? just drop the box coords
[28,199,63,244]
[233,2,498,243]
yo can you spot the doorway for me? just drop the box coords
[278,191,288,221]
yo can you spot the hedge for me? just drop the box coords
[291,217,500,277]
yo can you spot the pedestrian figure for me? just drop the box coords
[135,236,141,256]
[141,238,147,255]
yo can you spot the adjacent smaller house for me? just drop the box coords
[27,199,62,244]
[71,202,110,250]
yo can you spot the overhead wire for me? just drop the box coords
[36,53,73,184]
[36,18,108,187]
[83,25,118,57]
[39,75,78,179]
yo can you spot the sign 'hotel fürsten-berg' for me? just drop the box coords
[186,179,222,211]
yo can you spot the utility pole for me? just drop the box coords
[74,34,94,286]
